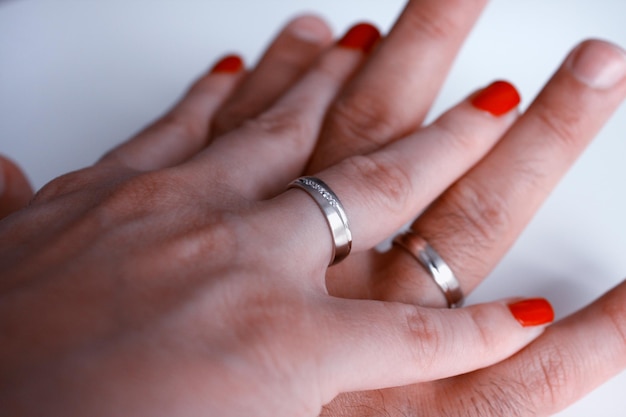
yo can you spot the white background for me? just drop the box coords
[1,0,626,415]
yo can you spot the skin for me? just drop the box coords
[1,1,626,416]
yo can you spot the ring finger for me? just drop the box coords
[260,81,520,276]
[368,40,626,307]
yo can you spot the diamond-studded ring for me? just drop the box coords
[288,177,352,265]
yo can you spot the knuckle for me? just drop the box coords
[231,291,317,373]
[155,111,204,143]
[403,0,468,41]
[341,154,412,214]
[403,0,489,39]
[213,102,255,135]
[462,379,533,417]
[243,107,311,145]
[402,306,443,370]
[602,297,626,358]
[524,344,577,409]
[164,211,243,268]
[533,101,582,149]
[329,93,398,150]
[321,391,397,417]
[31,167,101,204]
[466,307,500,350]
[445,360,565,417]
[477,344,576,415]
[430,113,484,154]
[435,176,513,254]
[314,58,345,83]
[271,45,316,74]
[97,170,192,218]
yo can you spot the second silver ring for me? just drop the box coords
[393,231,464,308]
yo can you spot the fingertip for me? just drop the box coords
[507,298,555,328]
[566,39,626,90]
[471,80,522,117]
[286,14,334,44]
[337,22,381,54]
[210,54,245,74]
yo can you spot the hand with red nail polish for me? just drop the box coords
[3,3,626,417]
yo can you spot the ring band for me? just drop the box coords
[393,231,464,308]
[289,177,352,265]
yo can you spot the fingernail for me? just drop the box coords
[471,81,521,116]
[567,40,626,89]
[508,298,555,327]
[337,23,381,54]
[211,55,244,74]
[288,15,331,44]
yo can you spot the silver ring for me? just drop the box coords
[289,177,352,266]
[393,231,464,308]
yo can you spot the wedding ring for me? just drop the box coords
[393,231,464,308]
[289,177,352,266]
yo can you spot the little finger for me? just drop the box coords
[99,54,245,171]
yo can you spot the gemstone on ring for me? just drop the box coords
[289,177,352,266]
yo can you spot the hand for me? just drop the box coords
[299,1,626,416]
[0,12,551,417]
[3,1,619,415]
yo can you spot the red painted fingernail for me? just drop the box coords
[508,298,555,327]
[211,55,244,74]
[471,80,521,116]
[338,23,381,53]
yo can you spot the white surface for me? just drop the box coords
[1,0,625,415]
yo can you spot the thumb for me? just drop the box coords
[320,297,554,397]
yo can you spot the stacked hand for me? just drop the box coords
[1,1,626,416]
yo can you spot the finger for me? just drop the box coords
[307,0,489,172]
[99,54,245,171]
[184,24,382,200]
[376,40,626,307]
[432,280,626,417]
[268,82,518,271]
[0,155,34,219]
[212,15,333,137]
[317,297,553,401]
